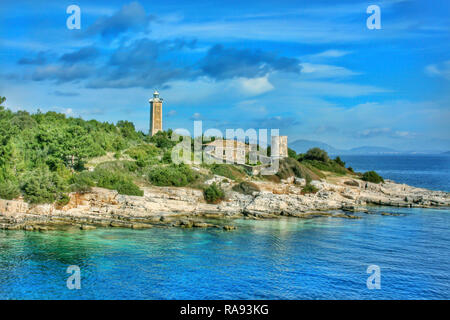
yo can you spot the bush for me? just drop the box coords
[347,167,354,173]
[232,181,260,195]
[116,181,144,196]
[300,148,330,162]
[276,158,323,181]
[148,131,177,149]
[126,144,159,167]
[288,148,297,159]
[91,168,143,196]
[0,180,20,200]
[162,151,173,164]
[148,163,198,187]
[302,183,319,194]
[204,183,225,203]
[21,169,67,204]
[334,156,345,167]
[55,194,70,207]
[69,172,95,193]
[362,171,384,184]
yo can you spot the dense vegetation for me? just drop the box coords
[0,97,168,202]
[0,97,385,205]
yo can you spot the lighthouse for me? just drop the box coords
[149,90,163,136]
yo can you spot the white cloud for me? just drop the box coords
[425,61,450,80]
[310,50,352,58]
[238,76,274,95]
[300,63,361,78]
[190,112,202,120]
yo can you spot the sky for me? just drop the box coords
[0,0,449,151]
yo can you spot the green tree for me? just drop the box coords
[334,156,346,167]
[301,148,330,162]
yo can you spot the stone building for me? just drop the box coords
[204,139,249,164]
[204,136,288,165]
[271,136,288,159]
[149,90,163,136]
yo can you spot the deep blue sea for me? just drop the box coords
[0,155,449,300]
[341,154,450,192]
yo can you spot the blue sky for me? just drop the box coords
[1,0,449,151]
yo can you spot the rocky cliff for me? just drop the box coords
[1,176,449,231]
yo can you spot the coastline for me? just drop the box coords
[1,175,449,232]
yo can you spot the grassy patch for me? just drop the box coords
[208,164,246,181]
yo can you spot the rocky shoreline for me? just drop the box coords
[1,176,449,232]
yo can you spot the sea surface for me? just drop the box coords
[0,155,449,300]
[341,154,450,192]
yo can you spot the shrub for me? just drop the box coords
[21,169,67,204]
[287,148,297,159]
[126,144,159,167]
[232,181,260,195]
[116,181,144,196]
[334,156,345,167]
[204,183,225,203]
[69,172,95,193]
[91,168,143,196]
[0,180,21,200]
[302,183,319,194]
[362,171,384,184]
[347,167,354,173]
[148,163,198,187]
[276,158,323,181]
[300,148,330,162]
[162,151,172,164]
[148,131,177,149]
[55,194,70,207]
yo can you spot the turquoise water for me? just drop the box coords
[0,207,449,299]
[0,155,449,299]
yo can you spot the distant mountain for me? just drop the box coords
[442,151,450,155]
[347,146,399,155]
[290,139,404,155]
[289,139,342,154]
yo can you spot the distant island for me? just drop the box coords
[290,139,447,155]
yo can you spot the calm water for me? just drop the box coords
[341,155,450,192]
[0,155,449,300]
